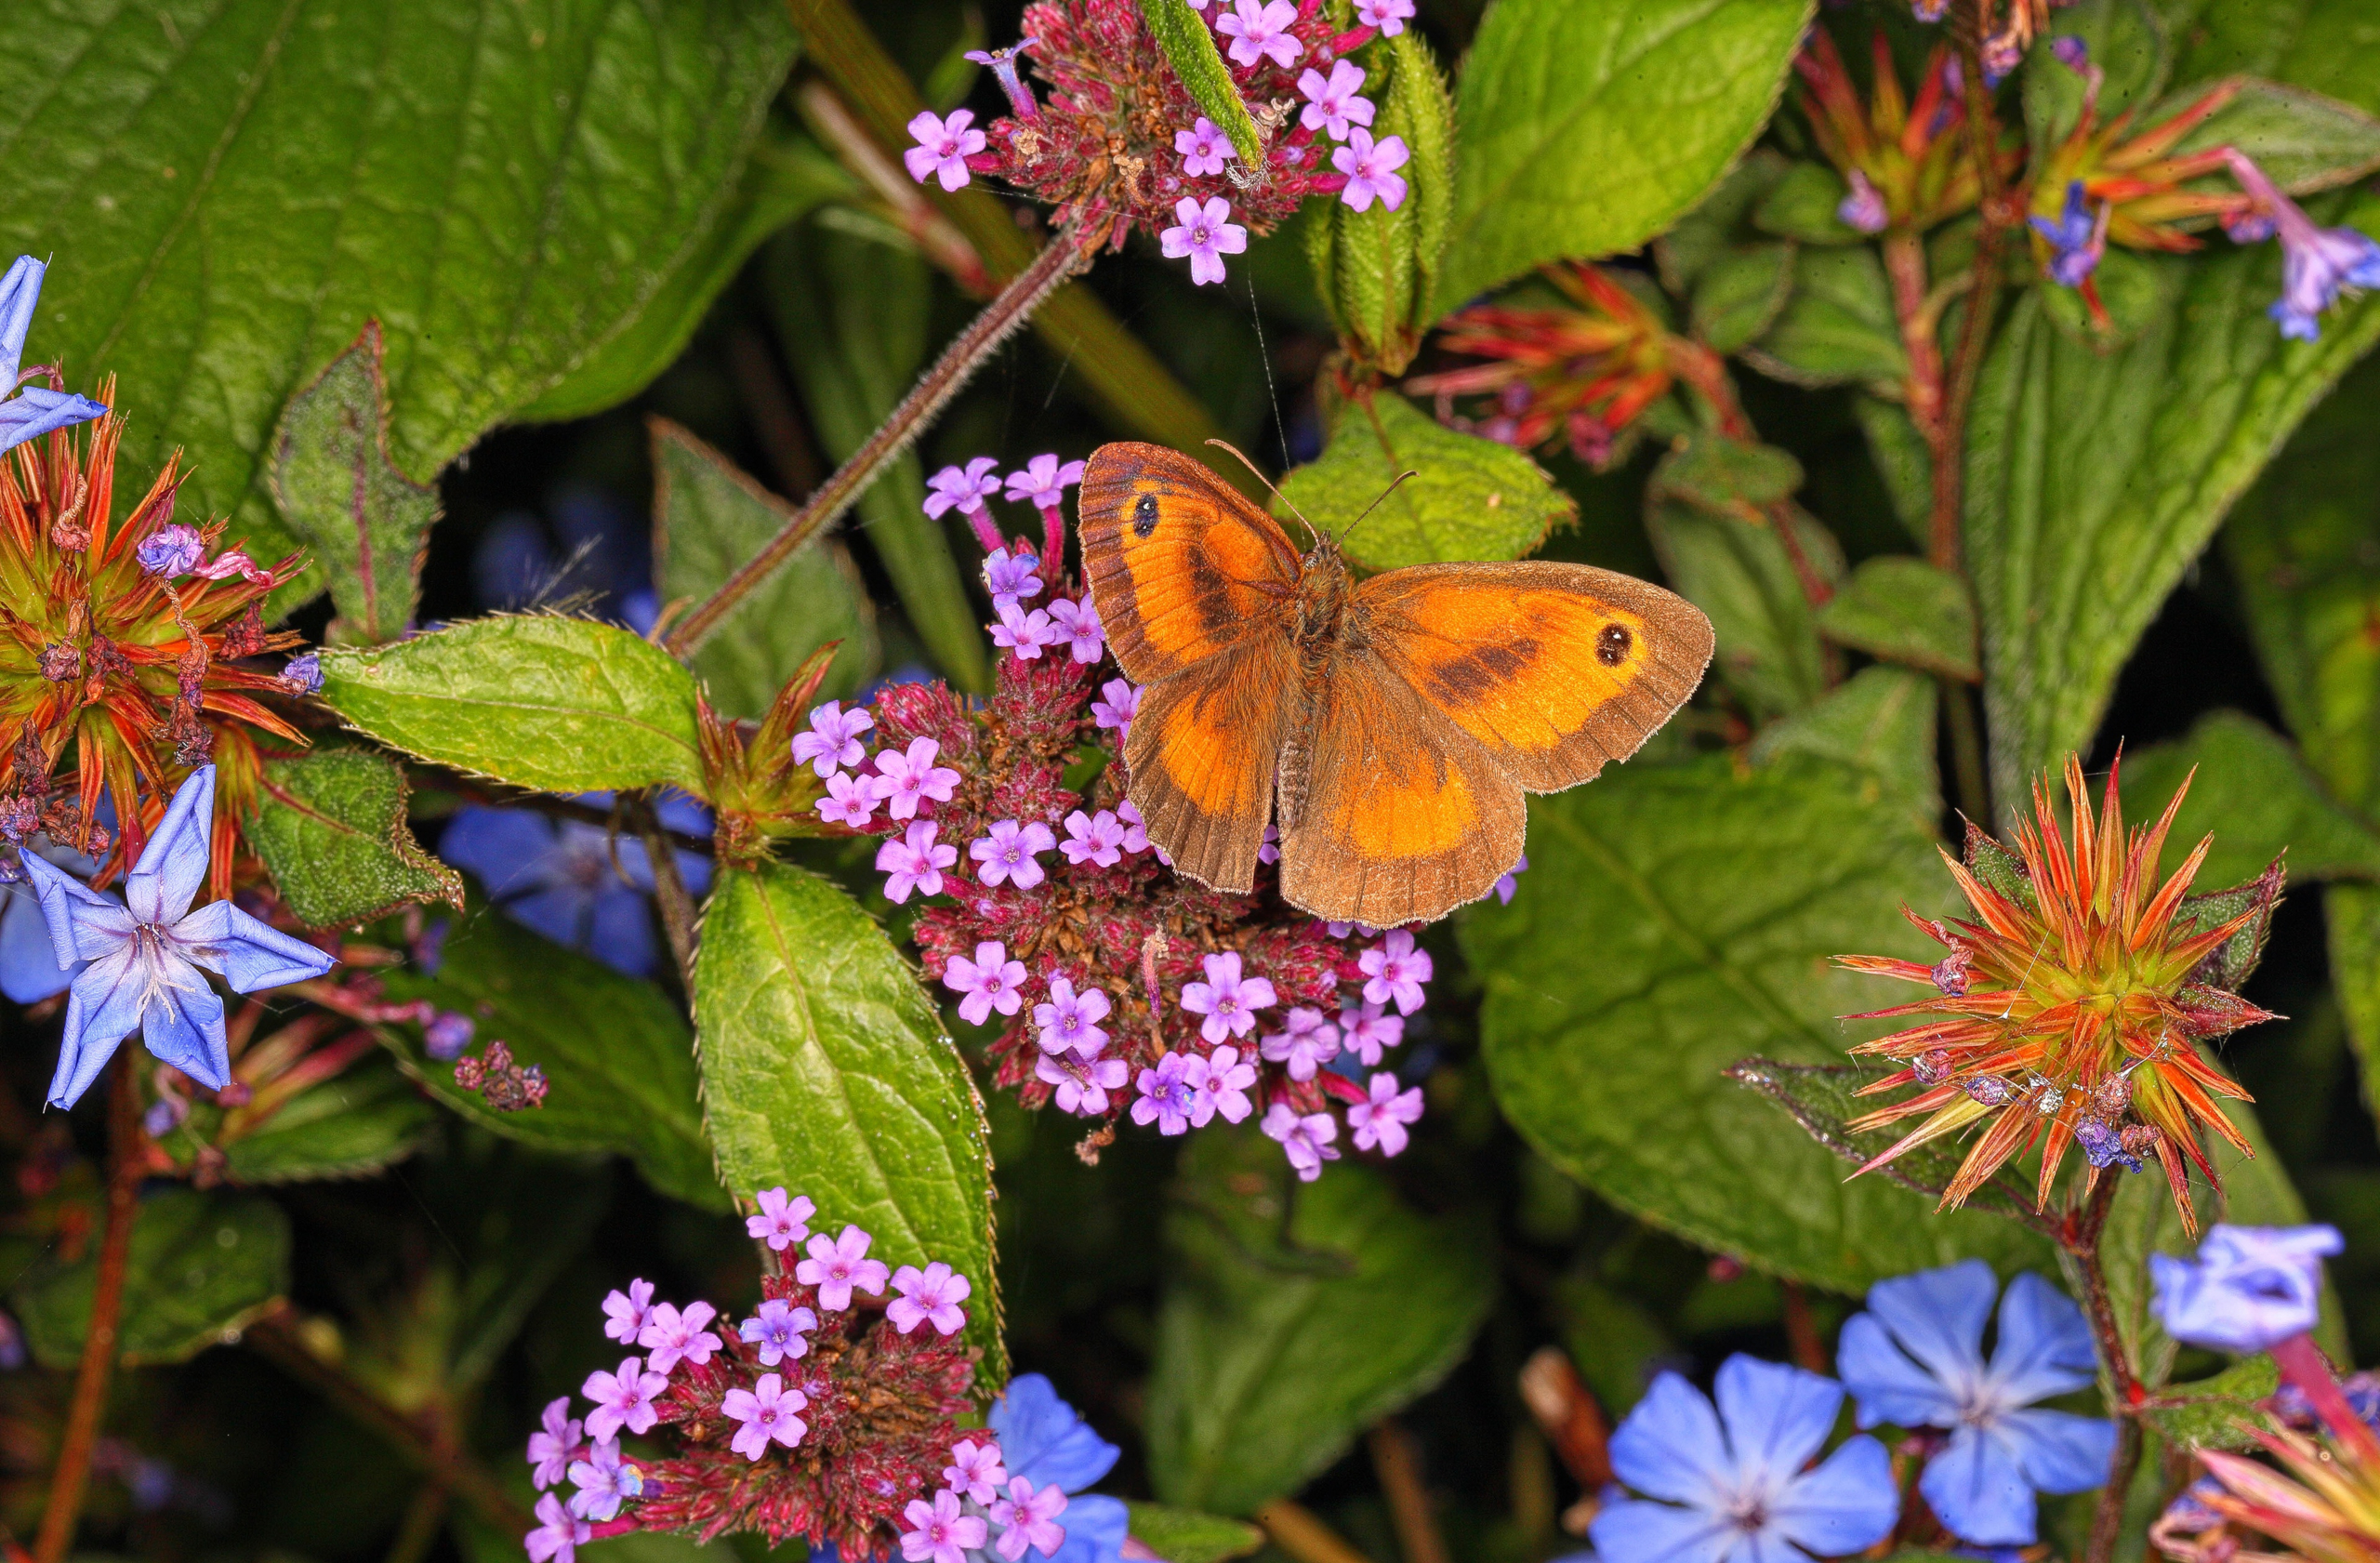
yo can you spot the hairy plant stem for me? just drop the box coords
[629,793,701,987]
[1933,8,2018,574]
[33,1051,142,1563]
[1884,230,1947,444]
[2065,1176,2141,1563]
[665,232,1086,657]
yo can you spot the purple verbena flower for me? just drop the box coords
[798,1225,891,1310]
[1117,799,1151,854]
[903,1490,989,1563]
[1839,168,1890,234]
[1297,61,1374,140]
[816,771,879,828]
[637,1300,722,1374]
[1261,1006,1341,1081]
[1175,117,1236,179]
[1159,196,1248,287]
[1355,0,1414,33]
[905,111,986,192]
[792,701,875,777]
[1257,824,1280,865]
[1047,598,1104,663]
[993,1477,1070,1561]
[424,1009,474,1060]
[565,1438,644,1521]
[1261,1101,1341,1181]
[993,603,1061,660]
[1131,1052,1203,1135]
[968,40,1041,121]
[1493,854,1529,906]
[925,457,1003,519]
[1332,129,1409,213]
[602,1279,655,1345]
[2149,1224,2344,1354]
[527,1397,582,1490]
[946,1438,1010,1504]
[1359,930,1431,1015]
[526,1491,590,1563]
[1034,975,1112,1057]
[1180,950,1276,1041]
[1349,1072,1424,1156]
[870,738,961,821]
[1038,1052,1130,1115]
[985,547,1044,613]
[1091,680,1141,739]
[1205,1044,1256,1124]
[1215,0,1302,67]
[136,523,205,577]
[721,1372,809,1460]
[972,819,1058,890]
[945,939,1029,1026]
[746,1186,815,1252]
[1061,809,1128,868]
[581,1356,668,1441]
[1004,455,1085,511]
[738,1297,817,1366]
[889,1261,972,1335]
[878,822,957,904]
[2030,180,2108,287]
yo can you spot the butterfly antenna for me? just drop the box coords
[1204,439,1320,547]
[1338,470,1421,544]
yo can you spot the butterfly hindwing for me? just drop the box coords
[1122,634,1294,894]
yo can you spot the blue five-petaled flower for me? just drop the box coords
[19,765,337,1107]
[1836,1259,2115,1547]
[0,257,109,456]
[987,1374,1130,1563]
[1590,1356,1899,1563]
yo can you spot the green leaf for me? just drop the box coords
[15,1189,289,1368]
[1464,754,2054,1292]
[1146,1129,1494,1514]
[765,221,987,692]
[1743,247,1908,389]
[2162,77,2380,193]
[2121,711,2380,889]
[1277,391,1575,571]
[1966,193,2380,814]
[694,861,999,1376]
[244,748,463,930]
[1125,1503,1266,1563]
[1554,1277,1672,1415]
[1306,33,1457,377]
[2141,1357,2281,1450]
[2161,0,2380,113]
[378,907,724,1211]
[1692,243,1797,355]
[158,1056,437,1185]
[1137,0,1265,165]
[1816,557,1980,681]
[2022,0,2171,151]
[1723,1057,2038,1221]
[267,323,440,642]
[1853,396,1932,547]
[652,417,879,719]
[2329,883,2380,1122]
[319,616,705,797]
[1751,162,1870,245]
[1657,150,1793,290]
[1750,666,1941,826]
[1437,0,1815,315]
[4,0,800,589]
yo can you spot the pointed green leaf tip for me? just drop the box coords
[269,322,441,644]
[243,747,463,930]
[1138,0,1267,165]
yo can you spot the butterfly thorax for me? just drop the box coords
[1278,542,1364,833]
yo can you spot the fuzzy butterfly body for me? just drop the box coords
[1079,442,1716,926]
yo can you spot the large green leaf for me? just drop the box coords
[1816,558,1979,682]
[14,1189,289,1367]
[3,0,800,585]
[1465,754,2053,1292]
[694,862,999,1375]
[2159,0,2380,112]
[244,747,463,930]
[1276,391,1575,571]
[2121,711,2380,891]
[652,417,879,719]
[1145,1129,1495,1515]
[318,616,704,797]
[1125,1503,1264,1563]
[1965,195,2380,813]
[1437,0,1813,314]
[378,907,723,1210]
[1748,666,1941,828]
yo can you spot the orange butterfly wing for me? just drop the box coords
[1081,444,1302,894]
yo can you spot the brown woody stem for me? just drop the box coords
[629,793,701,987]
[33,1051,143,1563]
[664,232,1085,657]
[1368,1422,1452,1563]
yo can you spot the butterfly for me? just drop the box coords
[1078,442,1716,927]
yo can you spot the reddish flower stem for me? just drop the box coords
[2269,1332,2380,1464]
[1884,231,1946,444]
[2066,1175,2143,1563]
[1931,3,2018,575]
[33,1051,142,1563]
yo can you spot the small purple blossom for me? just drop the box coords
[817,771,879,828]
[2150,1224,2344,1353]
[721,1372,809,1461]
[925,457,1003,519]
[1205,1044,1256,1124]
[967,40,1040,120]
[878,822,958,903]
[527,1492,590,1563]
[746,1186,814,1252]
[904,111,986,192]
[527,1397,581,1490]
[1350,1072,1423,1156]
[1839,168,1889,234]
[602,1279,655,1344]
[798,1225,892,1310]
[1175,117,1236,179]
[985,547,1045,613]
[1038,1051,1130,1115]
[1297,60,1374,140]
[903,1490,989,1563]
[1359,930,1432,1014]
[565,1438,643,1522]
[1262,1101,1341,1181]
[1117,799,1151,854]
[972,819,1057,890]
[1214,0,1302,66]
[280,651,323,695]
[1257,823,1280,865]
[870,738,962,820]
[1493,854,1528,906]
[581,1356,667,1441]
[1261,1007,1341,1081]
[993,1477,1070,1562]
[1355,0,1414,33]
[2051,35,2089,70]
[1332,129,1409,212]
[1048,598,1104,663]
[1160,196,1248,287]
[2030,180,2108,287]
[1003,455,1085,511]
[1180,950,1276,1042]
[637,1300,722,1374]
[946,939,1029,1026]
[1034,975,1112,1057]
[792,701,875,777]
[1091,680,1141,739]
[738,1297,817,1366]
[889,1260,973,1335]
[1131,1052,1203,1135]
[946,1438,1010,1504]
[136,524,205,577]
[424,1010,474,1060]
[1061,809,1128,868]
[993,602,1062,660]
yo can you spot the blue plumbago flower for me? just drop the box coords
[1837,1260,2113,1546]
[18,766,336,1107]
[1591,1356,1898,1563]
[2223,150,2380,340]
[2149,1223,2343,1354]
[0,258,108,457]
[986,1374,1130,1563]
[2,841,99,1004]
[438,792,710,977]
[2030,181,2109,287]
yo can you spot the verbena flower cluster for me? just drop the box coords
[799,453,1446,1178]
[902,0,1414,287]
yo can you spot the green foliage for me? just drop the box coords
[1749,667,1942,825]
[651,417,879,719]
[2122,711,2380,889]
[378,907,724,1210]
[2162,0,2380,113]
[2165,78,2380,192]
[1965,196,2380,813]
[1138,0,1265,164]
[1692,244,1797,355]
[0,0,800,585]
[1743,247,1908,389]
[1277,391,1575,570]
[15,1189,289,1367]
[1467,754,2054,1291]
[1124,1503,1266,1563]
[2143,1357,2281,1451]
[158,1056,437,1185]
[1306,33,1457,377]
[319,616,705,797]
[1146,1130,1494,1515]
[1817,558,1980,681]
[268,324,440,643]
[244,748,463,930]
[1752,163,1870,245]
[694,862,1001,1377]
[1438,0,1815,313]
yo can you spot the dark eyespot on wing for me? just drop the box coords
[1132,493,1159,538]
[1596,624,1632,668]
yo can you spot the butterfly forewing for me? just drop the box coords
[1122,634,1295,894]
